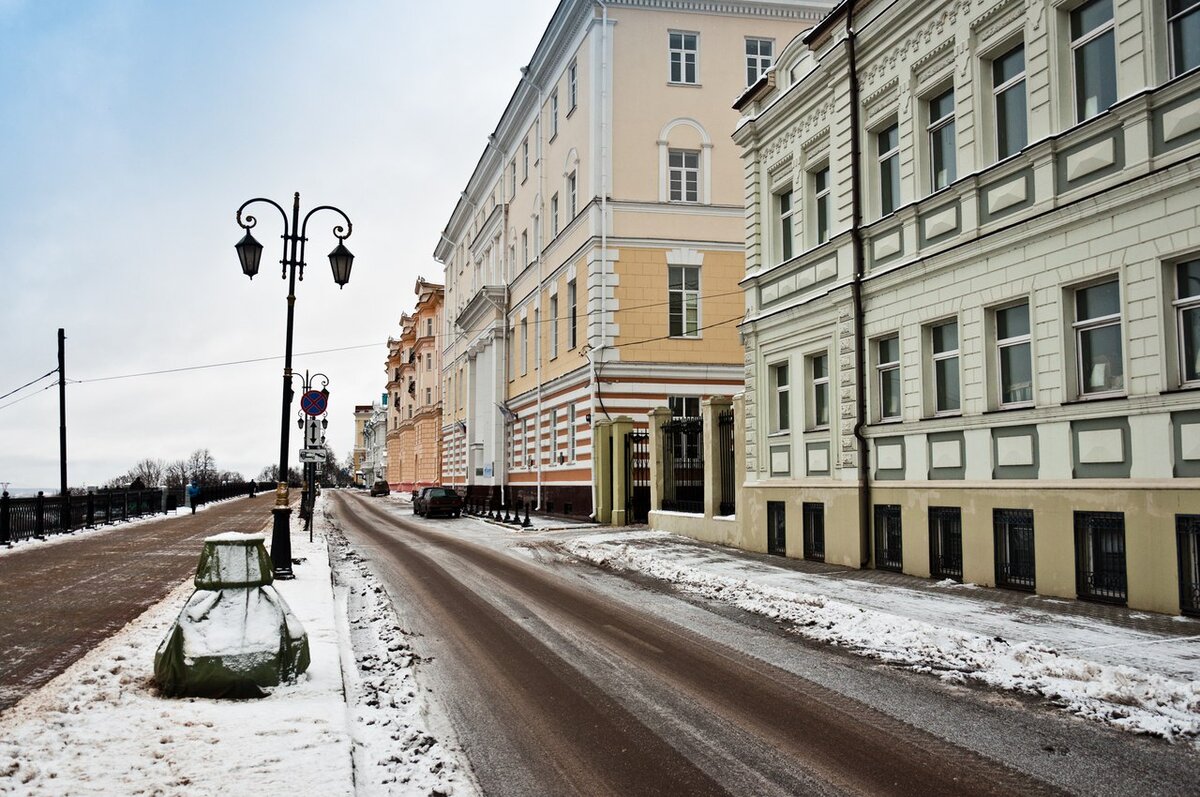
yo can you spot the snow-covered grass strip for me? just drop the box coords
[562,534,1200,744]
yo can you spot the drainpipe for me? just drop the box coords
[845,1,872,567]
[591,0,612,517]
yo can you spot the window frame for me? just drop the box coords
[811,165,831,246]
[1072,278,1124,397]
[1069,0,1117,122]
[808,351,830,430]
[567,171,577,219]
[994,301,1034,407]
[550,193,559,237]
[510,158,517,198]
[776,187,796,263]
[876,335,902,421]
[930,320,961,415]
[1170,0,1200,77]
[1174,258,1200,386]
[550,89,559,140]
[521,317,529,375]
[926,86,956,193]
[568,59,578,112]
[769,361,791,433]
[668,149,700,203]
[521,230,529,266]
[522,138,529,183]
[549,294,559,360]
[745,37,774,85]
[876,121,901,217]
[669,30,699,85]
[668,264,701,338]
[567,279,578,350]
[991,42,1028,161]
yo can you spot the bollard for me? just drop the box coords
[522,501,532,528]
[0,490,10,546]
[35,491,45,539]
[87,491,95,528]
[503,505,511,523]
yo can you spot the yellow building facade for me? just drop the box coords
[385,279,444,492]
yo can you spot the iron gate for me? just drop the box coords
[1075,511,1127,604]
[874,504,903,572]
[994,508,1035,591]
[767,501,786,556]
[625,430,650,523]
[1177,515,1200,616]
[929,507,963,581]
[802,502,825,562]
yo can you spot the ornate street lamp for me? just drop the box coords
[235,192,353,579]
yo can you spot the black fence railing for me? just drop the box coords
[0,482,271,546]
[625,430,650,523]
[717,409,735,516]
[661,417,704,514]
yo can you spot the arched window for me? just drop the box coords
[658,118,712,204]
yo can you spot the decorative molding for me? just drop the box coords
[974,0,1024,44]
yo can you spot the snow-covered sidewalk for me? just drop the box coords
[0,499,473,796]
[562,529,1200,744]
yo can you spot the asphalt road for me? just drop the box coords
[330,492,1179,797]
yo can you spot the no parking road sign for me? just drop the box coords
[300,390,328,416]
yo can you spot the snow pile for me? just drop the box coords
[563,533,1200,743]
[324,507,477,797]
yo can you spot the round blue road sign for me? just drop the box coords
[300,390,328,416]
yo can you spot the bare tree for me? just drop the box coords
[165,460,189,489]
[186,449,216,486]
[128,458,165,487]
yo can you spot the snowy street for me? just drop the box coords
[1,490,1198,795]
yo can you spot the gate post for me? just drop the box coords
[35,491,45,539]
[86,491,95,528]
[702,396,732,520]
[610,416,633,526]
[647,407,672,519]
[1,490,10,546]
[593,418,613,524]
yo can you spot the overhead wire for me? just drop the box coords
[0,381,57,412]
[0,369,57,403]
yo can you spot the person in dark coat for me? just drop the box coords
[186,480,200,514]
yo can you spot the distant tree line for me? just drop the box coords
[95,447,351,491]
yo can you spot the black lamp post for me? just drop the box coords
[235,192,353,579]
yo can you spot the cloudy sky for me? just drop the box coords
[0,0,558,489]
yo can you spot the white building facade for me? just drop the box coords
[733,0,1200,613]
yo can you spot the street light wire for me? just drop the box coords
[0,369,57,403]
[610,314,744,349]
[70,343,384,384]
[0,381,57,412]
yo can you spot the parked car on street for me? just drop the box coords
[369,479,390,497]
[413,486,463,518]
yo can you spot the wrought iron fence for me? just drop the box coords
[994,508,1035,591]
[625,430,650,523]
[928,507,963,581]
[802,502,825,562]
[717,409,735,516]
[1074,511,1127,604]
[874,504,903,572]
[661,417,704,514]
[0,482,272,546]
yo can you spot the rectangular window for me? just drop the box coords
[567,171,577,219]
[550,294,559,359]
[668,264,700,337]
[668,396,701,461]
[770,362,790,432]
[568,409,577,461]
[813,167,831,245]
[996,302,1033,406]
[669,149,700,202]
[1071,0,1116,121]
[567,279,578,349]
[1171,0,1200,76]
[507,326,515,381]
[874,505,903,572]
[568,60,578,111]
[551,409,559,464]
[510,158,517,198]
[992,44,1027,159]
[522,230,529,266]
[425,387,432,404]
[877,123,901,216]
[929,507,963,581]
[426,353,432,370]
[877,335,901,420]
[802,502,825,561]
[669,31,699,84]
[522,138,529,181]
[931,321,960,414]
[809,353,829,429]
[927,87,956,191]
[1074,279,1123,395]
[1176,259,1200,384]
[777,189,795,262]
[745,37,773,85]
[669,396,700,418]
[426,318,433,337]
[551,193,559,237]
[550,89,559,139]
[1075,511,1126,604]
[521,318,529,375]
[994,508,1036,591]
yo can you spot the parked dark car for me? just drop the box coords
[369,479,390,497]
[413,486,463,518]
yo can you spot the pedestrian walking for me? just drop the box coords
[186,480,200,514]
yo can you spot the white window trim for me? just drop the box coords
[549,294,559,360]
[745,37,774,86]
[551,193,559,237]
[808,351,830,431]
[567,171,577,219]
[1072,279,1124,398]
[1069,0,1116,123]
[568,60,578,112]
[668,30,700,85]
[875,120,901,218]
[995,302,1034,408]
[550,89,559,141]
[657,118,713,203]
[668,263,702,339]
[811,165,831,246]
[930,320,961,416]
[990,43,1027,162]
[522,139,529,183]
[925,86,956,194]
[877,336,901,421]
[1175,260,1200,386]
[776,186,796,264]
[769,361,791,433]
[667,149,701,203]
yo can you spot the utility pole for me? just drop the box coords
[58,328,69,529]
